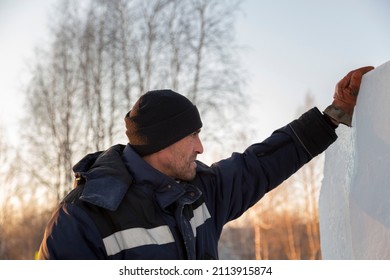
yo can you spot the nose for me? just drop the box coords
[195,134,204,154]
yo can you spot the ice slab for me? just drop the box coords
[319,61,390,259]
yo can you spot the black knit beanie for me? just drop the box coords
[124,89,203,156]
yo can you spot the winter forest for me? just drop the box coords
[1,0,387,260]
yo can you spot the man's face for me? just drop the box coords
[161,129,203,181]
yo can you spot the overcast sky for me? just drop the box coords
[1,0,389,147]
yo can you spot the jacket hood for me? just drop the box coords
[73,144,133,211]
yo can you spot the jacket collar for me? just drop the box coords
[122,144,190,210]
[74,144,203,212]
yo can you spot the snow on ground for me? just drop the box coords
[319,61,390,259]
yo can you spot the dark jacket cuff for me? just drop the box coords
[289,107,338,158]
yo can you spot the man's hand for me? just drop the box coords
[324,66,374,126]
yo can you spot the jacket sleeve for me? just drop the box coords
[199,107,337,232]
[38,203,107,260]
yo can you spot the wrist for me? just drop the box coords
[323,113,339,128]
[323,104,352,127]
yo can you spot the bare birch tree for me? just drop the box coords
[24,0,83,202]
[292,92,323,259]
[0,125,51,259]
[219,93,324,260]
[0,125,9,258]
[22,0,246,204]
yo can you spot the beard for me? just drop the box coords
[173,160,197,181]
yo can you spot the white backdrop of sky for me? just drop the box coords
[1,0,389,147]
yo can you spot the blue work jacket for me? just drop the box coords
[38,107,337,259]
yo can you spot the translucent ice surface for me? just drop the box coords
[320,61,390,259]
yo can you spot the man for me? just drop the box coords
[38,66,374,259]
